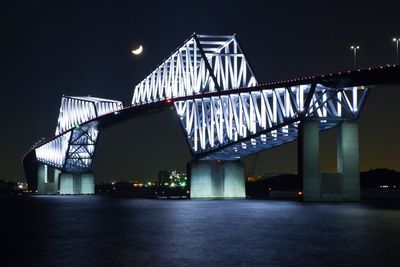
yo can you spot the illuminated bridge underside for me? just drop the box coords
[27,33,400,177]
[177,84,367,160]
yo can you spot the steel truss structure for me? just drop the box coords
[35,96,122,172]
[29,33,400,178]
[131,34,368,160]
[175,84,367,160]
[132,34,257,104]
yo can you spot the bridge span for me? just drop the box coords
[23,34,400,201]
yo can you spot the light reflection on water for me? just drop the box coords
[1,196,400,267]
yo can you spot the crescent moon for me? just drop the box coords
[131,45,143,55]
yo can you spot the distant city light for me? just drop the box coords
[162,170,188,188]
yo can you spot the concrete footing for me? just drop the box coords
[37,165,59,194]
[59,172,95,195]
[299,121,360,201]
[59,173,74,194]
[81,173,95,194]
[189,160,245,199]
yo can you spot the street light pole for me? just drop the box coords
[350,45,360,68]
[393,38,399,63]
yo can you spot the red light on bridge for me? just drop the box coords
[165,98,173,104]
[298,191,303,195]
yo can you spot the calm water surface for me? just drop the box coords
[1,195,400,267]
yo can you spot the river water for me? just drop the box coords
[1,195,400,266]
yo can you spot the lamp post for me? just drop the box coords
[393,37,399,63]
[350,45,360,68]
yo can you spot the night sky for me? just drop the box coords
[1,0,400,182]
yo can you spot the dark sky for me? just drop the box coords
[1,0,399,182]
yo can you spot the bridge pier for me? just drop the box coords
[337,122,360,201]
[37,164,59,194]
[299,121,360,201]
[59,172,95,195]
[298,120,321,201]
[189,160,245,199]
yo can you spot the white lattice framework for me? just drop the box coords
[174,84,367,160]
[35,96,123,171]
[131,34,368,160]
[56,96,122,135]
[132,34,257,105]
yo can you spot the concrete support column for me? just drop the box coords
[59,173,95,195]
[298,120,321,201]
[211,162,224,198]
[73,174,81,194]
[37,165,58,194]
[81,173,95,194]
[190,160,245,199]
[60,173,74,194]
[54,169,60,193]
[37,164,47,194]
[190,161,215,198]
[337,122,360,201]
[223,161,246,198]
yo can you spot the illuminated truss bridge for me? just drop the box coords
[23,33,400,196]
